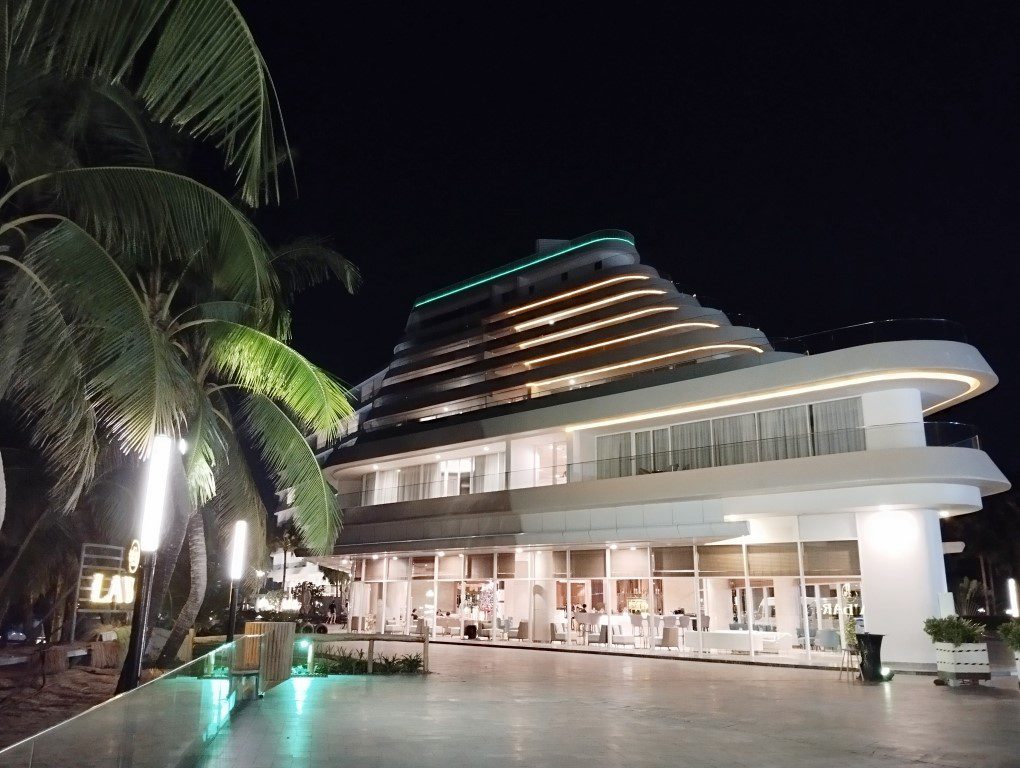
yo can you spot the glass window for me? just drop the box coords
[364,557,386,580]
[812,398,865,455]
[596,432,632,478]
[802,541,860,576]
[652,546,695,575]
[653,428,671,472]
[696,544,744,577]
[609,547,647,577]
[569,549,606,578]
[669,421,712,470]
[437,554,464,579]
[496,553,516,578]
[712,414,758,466]
[746,544,800,577]
[467,554,493,579]
[757,405,811,461]
[634,431,652,473]
[411,556,435,579]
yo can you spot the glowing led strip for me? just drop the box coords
[518,307,680,350]
[505,274,650,317]
[526,343,765,390]
[523,323,720,367]
[513,289,665,332]
[562,370,982,432]
[413,234,635,307]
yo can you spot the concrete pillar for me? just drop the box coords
[855,507,948,664]
[532,551,555,642]
[772,577,800,636]
[860,389,925,449]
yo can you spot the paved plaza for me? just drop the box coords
[214,642,1018,768]
[3,642,1018,767]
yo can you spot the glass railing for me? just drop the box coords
[0,635,265,767]
[772,318,968,355]
[346,421,979,508]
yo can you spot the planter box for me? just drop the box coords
[934,642,990,684]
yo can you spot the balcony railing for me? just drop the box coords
[772,318,967,355]
[344,421,979,509]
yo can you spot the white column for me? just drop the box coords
[855,507,948,664]
[860,389,925,449]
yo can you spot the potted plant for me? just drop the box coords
[922,615,989,686]
[998,619,1020,690]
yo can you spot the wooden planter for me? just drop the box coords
[934,642,990,684]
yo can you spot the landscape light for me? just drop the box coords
[139,435,173,552]
[229,521,248,580]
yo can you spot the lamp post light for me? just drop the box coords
[116,434,173,694]
[226,520,248,643]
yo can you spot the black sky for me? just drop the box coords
[243,5,1020,479]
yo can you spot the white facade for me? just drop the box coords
[318,232,1009,665]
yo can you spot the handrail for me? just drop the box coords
[772,318,967,354]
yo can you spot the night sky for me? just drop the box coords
[244,5,1019,479]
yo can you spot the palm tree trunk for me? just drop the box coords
[144,456,192,644]
[155,512,207,666]
[0,509,52,626]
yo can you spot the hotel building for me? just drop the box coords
[315,230,1008,665]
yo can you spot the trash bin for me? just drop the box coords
[465,624,477,640]
[857,633,893,682]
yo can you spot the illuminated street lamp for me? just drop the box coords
[226,520,248,643]
[116,434,173,693]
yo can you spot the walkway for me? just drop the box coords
[4,642,1018,767]
[206,642,1018,768]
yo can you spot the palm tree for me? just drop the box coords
[0,1,360,660]
[0,0,299,530]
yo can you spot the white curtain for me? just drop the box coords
[375,469,399,504]
[471,452,506,493]
[653,428,670,472]
[362,472,377,506]
[712,414,758,466]
[422,462,442,499]
[670,421,712,470]
[398,465,422,502]
[757,405,811,460]
[634,431,653,474]
[597,433,632,479]
[812,398,864,455]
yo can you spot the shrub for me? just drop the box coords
[922,615,986,646]
[313,648,424,675]
[998,619,1020,653]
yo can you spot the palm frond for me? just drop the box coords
[181,387,228,508]
[0,257,98,511]
[208,430,267,574]
[207,320,352,439]
[139,0,292,206]
[235,393,339,554]
[11,0,288,205]
[271,237,362,299]
[20,219,193,455]
[6,166,279,306]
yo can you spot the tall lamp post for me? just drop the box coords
[116,434,173,693]
[226,520,248,643]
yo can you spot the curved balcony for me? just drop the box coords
[339,421,981,509]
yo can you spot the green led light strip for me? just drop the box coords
[413,234,635,308]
